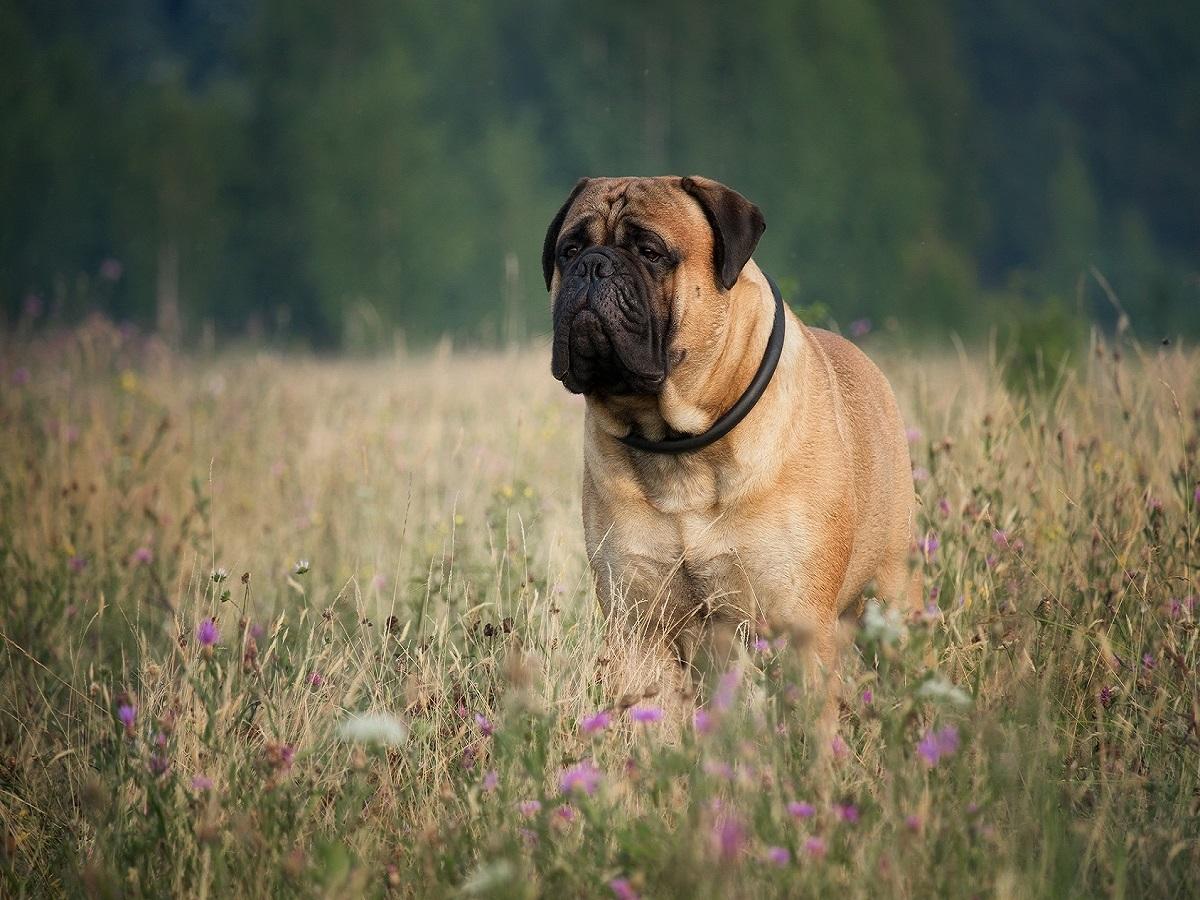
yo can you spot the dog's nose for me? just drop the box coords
[571,250,616,281]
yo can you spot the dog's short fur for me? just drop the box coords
[545,175,918,701]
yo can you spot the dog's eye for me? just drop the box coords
[638,246,661,263]
[561,245,580,261]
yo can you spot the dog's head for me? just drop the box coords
[544,176,765,397]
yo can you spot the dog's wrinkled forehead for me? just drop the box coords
[559,177,709,249]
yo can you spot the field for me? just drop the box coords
[1,316,1198,898]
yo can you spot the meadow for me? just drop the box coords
[1,315,1198,898]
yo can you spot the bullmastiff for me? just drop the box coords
[544,175,919,707]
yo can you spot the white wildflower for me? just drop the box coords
[293,559,310,575]
[861,599,907,645]
[336,712,409,746]
[461,859,515,895]
[211,567,228,583]
[916,674,972,708]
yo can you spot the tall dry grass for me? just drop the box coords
[1,316,1197,898]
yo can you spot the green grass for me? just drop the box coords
[1,318,1197,898]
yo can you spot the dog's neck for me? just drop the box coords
[585,262,802,506]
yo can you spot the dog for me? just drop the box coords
[545,175,919,709]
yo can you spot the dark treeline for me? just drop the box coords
[2,0,1197,346]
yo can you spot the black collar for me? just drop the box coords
[619,273,786,454]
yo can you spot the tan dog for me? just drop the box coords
[545,175,918,706]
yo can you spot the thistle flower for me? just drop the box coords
[196,618,219,647]
[191,775,214,791]
[712,816,745,861]
[713,667,741,712]
[560,760,602,796]
[555,804,578,823]
[293,559,310,576]
[862,689,873,705]
[916,725,960,767]
[904,813,923,832]
[917,533,939,556]
[149,754,170,777]
[912,466,930,484]
[307,671,324,688]
[830,734,849,760]
[765,846,790,866]
[849,318,872,338]
[905,427,922,444]
[1098,685,1116,708]
[937,497,951,517]
[787,801,815,819]
[518,800,541,817]
[804,836,827,859]
[752,638,770,652]
[482,770,499,792]
[608,878,638,900]
[1141,653,1155,670]
[580,710,611,735]
[131,546,153,565]
[834,802,860,824]
[475,713,495,737]
[629,706,663,724]
[117,703,136,733]
[991,530,1010,549]
[693,708,715,735]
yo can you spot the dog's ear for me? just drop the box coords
[680,176,766,291]
[542,178,590,290]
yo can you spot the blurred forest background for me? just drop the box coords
[2,0,1197,347]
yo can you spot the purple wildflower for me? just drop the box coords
[765,846,791,866]
[693,708,715,735]
[916,725,960,767]
[752,638,770,652]
[862,689,873,705]
[1098,685,1116,708]
[630,706,663,724]
[912,466,930,483]
[713,667,741,711]
[580,710,611,735]
[196,618,219,647]
[804,836,827,858]
[905,427,922,444]
[787,801,815,819]
[992,529,1010,549]
[937,497,951,517]
[461,746,477,770]
[518,799,541,817]
[1141,653,1155,670]
[834,802,860,824]
[917,534,940,557]
[609,878,639,900]
[830,734,849,760]
[712,816,745,861]
[191,775,213,791]
[307,672,323,688]
[904,813,922,832]
[131,546,153,565]
[117,704,137,731]
[68,556,87,574]
[560,760,602,796]
[482,770,499,792]
[849,318,872,339]
[149,754,170,777]
[555,804,578,823]
[1194,485,1200,505]
[475,713,494,737]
